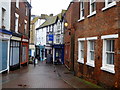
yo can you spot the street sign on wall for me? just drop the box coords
[49,34,54,41]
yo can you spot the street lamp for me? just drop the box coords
[64,22,68,27]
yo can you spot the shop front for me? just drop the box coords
[21,36,29,66]
[0,29,12,73]
[53,44,64,64]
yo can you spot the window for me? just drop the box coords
[1,8,6,29]
[16,0,19,8]
[15,13,19,33]
[86,37,97,67]
[106,40,114,65]
[25,5,27,16]
[79,0,85,20]
[102,0,116,11]
[101,34,118,74]
[87,0,96,17]
[24,20,27,34]
[78,38,85,64]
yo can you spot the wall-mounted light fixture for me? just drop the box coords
[64,22,68,27]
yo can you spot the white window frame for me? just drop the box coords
[101,34,118,74]
[1,8,6,28]
[78,0,85,21]
[77,38,85,64]
[102,0,116,11]
[15,13,19,33]
[86,37,97,67]
[16,0,19,8]
[25,5,27,16]
[87,0,96,18]
[24,20,27,34]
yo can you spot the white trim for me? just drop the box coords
[101,34,118,39]
[101,66,115,74]
[16,0,19,8]
[86,37,97,40]
[7,40,10,72]
[11,36,21,41]
[78,38,85,41]
[15,13,19,18]
[102,1,116,11]
[0,69,8,73]
[79,0,85,21]
[78,17,85,22]
[86,62,95,67]
[87,11,96,18]
[78,38,85,64]
[86,39,96,68]
[0,33,11,40]
[77,59,84,64]
[22,39,28,42]
[101,39,115,74]
[24,20,27,23]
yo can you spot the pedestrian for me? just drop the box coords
[33,57,36,67]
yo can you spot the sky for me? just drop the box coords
[31,0,71,16]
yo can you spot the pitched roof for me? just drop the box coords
[56,9,66,21]
[36,16,57,29]
[31,17,40,24]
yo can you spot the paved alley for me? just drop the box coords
[2,62,72,88]
[2,61,101,89]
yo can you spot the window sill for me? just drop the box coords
[86,62,95,67]
[78,17,85,22]
[102,1,116,11]
[77,59,84,64]
[101,66,115,74]
[87,11,96,18]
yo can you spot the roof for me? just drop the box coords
[31,17,40,24]
[36,16,57,29]
[36,10,66,30]
[56,9,66,21]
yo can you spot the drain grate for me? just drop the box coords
[64,71,72,74]
[18,84,27,87]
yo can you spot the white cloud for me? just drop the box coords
[31,0,71,16]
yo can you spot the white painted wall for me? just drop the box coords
[0,0,11,30]
[36,27,46,45]
[53,20,64,44]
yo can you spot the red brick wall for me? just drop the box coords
[10,0,30,37]
[65,1,120,88]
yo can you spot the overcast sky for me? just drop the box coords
[31,0,71,16]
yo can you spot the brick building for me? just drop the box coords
[10,0,31,70]
[65,0,120,88]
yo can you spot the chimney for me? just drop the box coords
[49,14,53,16]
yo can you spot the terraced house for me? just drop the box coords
[64,0,120,88]
[0,0,31,73]
[10,0,31,70]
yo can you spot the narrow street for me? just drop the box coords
[2,62,73,88]
[1,61,101,89]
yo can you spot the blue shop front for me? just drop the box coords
[0,29,12,73]
[53,44,64,64]
[40,45,45,61]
